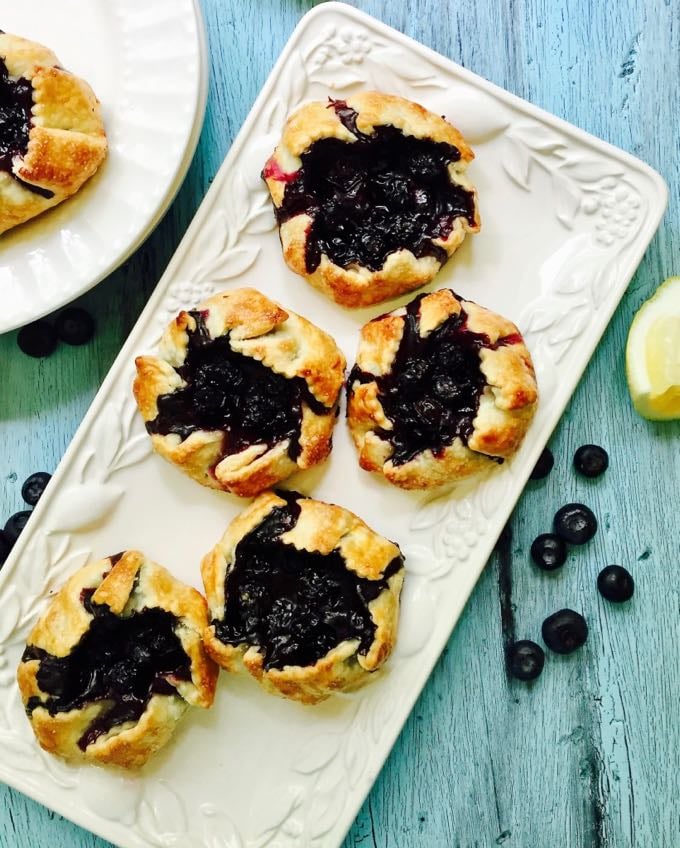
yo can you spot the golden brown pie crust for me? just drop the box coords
[17,550,218,769]
[201,491,405,705]
[0,32,107,234]
[347,288,539,489]
[263,91,480,307]
[133,288,346,498]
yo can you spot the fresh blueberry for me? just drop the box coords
[597,565,634,602]
[4,510,32,545]
[507,640,545,681]
[574,444,609,478]
[55,307,95,345]
[530,533,567,571]
[17,320,58,358]
[21,472,51,506]
[0,530,12,567]
[553,503,597,544]
[530,448,554,480]
[542,609,588,654]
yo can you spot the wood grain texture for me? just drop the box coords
[1,0,679,846]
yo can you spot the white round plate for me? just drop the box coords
[0,0,207,333]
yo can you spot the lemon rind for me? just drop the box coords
[625,276,680,421]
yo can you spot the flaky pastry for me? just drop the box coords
[17,550,217,769]
[347,288,538,489]
[133,288,346,498]
[202,490,405,705]
[0,31,107,234]
[263,91,480,307]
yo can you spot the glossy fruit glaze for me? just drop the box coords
[214,491,403,671]
[147,311,330,462]
[273,100,476,273]
[23,587,191,751]
[349,292,520,465]
[0,57,53,198]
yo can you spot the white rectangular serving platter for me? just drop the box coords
[0,4,667,847]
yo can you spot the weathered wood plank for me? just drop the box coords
[1,1,678,846]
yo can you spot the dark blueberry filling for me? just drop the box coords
[273,99,476,273]
[23,589,191,751]
[213,491,403,671]
[0,57,53,199]
[0,57,31,172]
[146,311,331,462]
[349,292,517,466]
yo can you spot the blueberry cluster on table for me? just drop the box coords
[507,444,635,682]
[6,308,94,561]
[16,307,95,358]
[0,472,51,568]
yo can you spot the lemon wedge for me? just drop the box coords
[626,276,680,420]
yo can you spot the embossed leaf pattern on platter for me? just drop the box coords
[138,781,190,847]
[304,25,445,95]
[250,787,305,848]
[200,804,243,848]
[502,124,642,235]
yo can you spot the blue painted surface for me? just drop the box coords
[1,1,679,846]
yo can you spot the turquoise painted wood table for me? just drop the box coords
[1,1,678,846]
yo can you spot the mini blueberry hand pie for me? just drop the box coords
[263,91,480,307]
[17,551,218,769]
[134,288,346,498]
[0,31,107,234]
[347,288,538,489]
[201,490,405,705]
